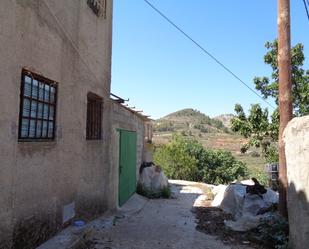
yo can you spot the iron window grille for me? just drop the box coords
[18,69,58,141]
[87,0,107,18]
[86,92,103,140]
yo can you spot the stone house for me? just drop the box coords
[0,1,152,248]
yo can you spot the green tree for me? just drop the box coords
[232,40,309,162]
[254,40,309,116]
[231,104,279,163]
[154,135,248,184]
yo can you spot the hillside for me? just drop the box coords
[213,114,235,129]
[153,109,240,151]
[153,108,266,174]
[154,108,229,134]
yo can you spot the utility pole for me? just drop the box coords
[278,0,293,218]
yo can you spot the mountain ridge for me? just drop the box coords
[154,108,230,134]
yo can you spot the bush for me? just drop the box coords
[247,167,269,186]
[136,183,171,199]
[193,124,209,133]
[250,214,289,249]
[264,144,279,164]
[154,121,174,132]
[153,135,248,185]
[250,151,260,157]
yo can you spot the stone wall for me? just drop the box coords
[0,0,113,248]
[284,115,309,249]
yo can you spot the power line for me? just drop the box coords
[142,0,276,110]
[303,0,309,20]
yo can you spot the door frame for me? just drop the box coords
[118,129,137,206]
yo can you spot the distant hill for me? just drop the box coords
[154,108,229,134]
[153,108,266,171]
[213,114,235,129]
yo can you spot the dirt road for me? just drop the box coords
[83,182,240,249]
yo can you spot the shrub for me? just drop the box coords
[250,151,260,157]
[193,124,209,133]
[250,214,289,249]
[247,167,269,186]
[154,121,174,132]
[264,144,279,164]
[136,183,171,199]
[154,135,248,185]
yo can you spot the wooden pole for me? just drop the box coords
[278,0,293,218]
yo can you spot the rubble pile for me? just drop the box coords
[211,178,278,232]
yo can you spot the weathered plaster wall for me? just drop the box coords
[0,1,113,248]
[284,115,309,249]
[109,102,145,209]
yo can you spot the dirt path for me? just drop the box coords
[82,182,246,249]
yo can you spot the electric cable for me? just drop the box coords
[143,0,276,109]
[303,0,309,20]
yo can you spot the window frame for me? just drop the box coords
[18,69,58,142]
[87,0,107,18]
[86,92,103,140]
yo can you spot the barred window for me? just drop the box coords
[87,0,107,18]
[86,93,103,140]
[18,69,57,140]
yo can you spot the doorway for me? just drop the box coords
[118,130,137,206]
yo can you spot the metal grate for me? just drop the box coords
[86,92,103,140]
[18,69,58,141]
[87,0,107,18]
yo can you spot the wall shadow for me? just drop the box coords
[287,181,309,249]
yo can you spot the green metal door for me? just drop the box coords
[119,130,137,206]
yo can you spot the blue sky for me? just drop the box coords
[111,0,309,119]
